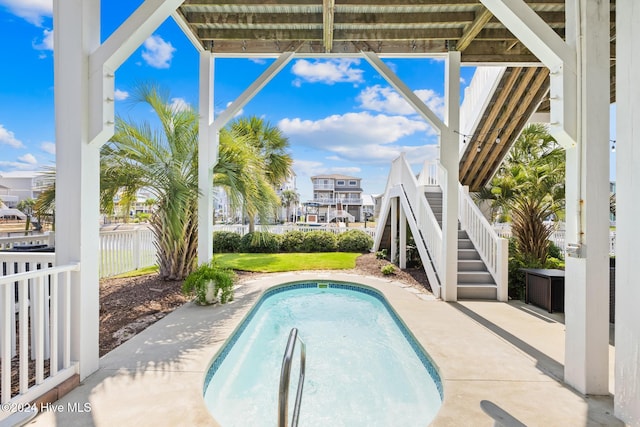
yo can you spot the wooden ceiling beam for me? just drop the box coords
[456,6,493,52]
[323,0,335,52]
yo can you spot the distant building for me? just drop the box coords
[309,174,363,222]
[0,171,53,207]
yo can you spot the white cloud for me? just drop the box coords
[460,77,467,84]
[114,89,129,101]
[0,160,37,170]
[18,153,37,165]
[40,141,55,155]
[279,112,436,164]
[0,0,51,26]
[170,97,190,112]
[357,85,445,120]
[249,58,267,65]
[32,28,53,52]
[141,35,176,69]
[291,59,364,86]
[0,124,24,148]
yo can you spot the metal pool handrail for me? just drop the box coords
[278,328,306,427]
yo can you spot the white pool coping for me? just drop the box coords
[29,272,622,426]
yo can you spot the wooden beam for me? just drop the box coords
[457,6,493,52]
[323,0,335,52]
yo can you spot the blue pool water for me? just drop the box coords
[203,283,442,426]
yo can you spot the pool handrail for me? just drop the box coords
[278,328,306,427]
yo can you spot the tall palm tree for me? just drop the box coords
[480,123,565,263]
[280,189,299,223]
[213,128,280,231]
[17,198,36,233]
[102,84,200,280]
[229,117,293,231]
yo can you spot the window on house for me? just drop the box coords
[349,180,357,186]
[336,180,345,186]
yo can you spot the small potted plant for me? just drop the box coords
[182,260,236,305]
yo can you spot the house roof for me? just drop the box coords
[312,174,360,180]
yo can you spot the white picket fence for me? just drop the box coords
[493,223,616,255]
[0,228,157,279]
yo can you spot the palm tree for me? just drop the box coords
[213,128,280,231]
[229,117,293,231]
[480,123,565,263]
[102,84,200,280]
[280,189,299,223]
[16,198,36,234]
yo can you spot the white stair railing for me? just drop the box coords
[374,154,443,297]
[458,185,509,301]
[0,263,79,415]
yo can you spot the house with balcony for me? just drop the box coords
[311,174,363,223]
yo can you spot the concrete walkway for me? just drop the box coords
[29,272,623,426]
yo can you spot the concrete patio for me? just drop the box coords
[29,272,621,427]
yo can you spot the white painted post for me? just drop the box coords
[562,0,610,395]
[399,208,407,269]
[496,238,509,302]
[615,0,640,423]
[390,198,398,264]
[441,51,461,302]
[198,52,216,264]
[53,0,101,380]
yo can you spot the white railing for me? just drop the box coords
[99,228,156,277]
[417,160,439,186]
[0,263,79,413]
[0,232,55,250]
[494,223,616,256]
[459,185,509,301]
[375,154,443,297]
[0,228,157,279]
[459,66,507,151]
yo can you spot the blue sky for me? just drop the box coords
[0,1,615,201]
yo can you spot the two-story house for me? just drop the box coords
[310,174,363,223]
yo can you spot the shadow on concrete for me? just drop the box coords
[451,302,623,427]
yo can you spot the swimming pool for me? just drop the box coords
[203,282,443,426]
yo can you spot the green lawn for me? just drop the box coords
[215,252,361,272]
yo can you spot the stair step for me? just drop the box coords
[458,260,487,271]
[458,249,481,260]
[458,230,469,239]
[458,271,495,284]
[457,284,498,300]
[458,239,475,249]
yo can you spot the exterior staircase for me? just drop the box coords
[425,189,498,299]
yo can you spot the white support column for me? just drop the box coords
[440,51,461,302]
[399,208,407,269]
[198,52,216,264]
[53,0,101,380]
[615,1,640,423]
[562,0,610,395]
[390,198,398,264]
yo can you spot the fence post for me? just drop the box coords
[497,238,509,302]
[133,228,141,270]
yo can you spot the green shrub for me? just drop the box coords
[301,231,338,252]
[212,231,242,253]
[381,264,395,275]
[337,230,373,252]
[280,230,306,252]
[182,260,236,305]
[548,241,564,260]
[376,249,387,260]
[240,231,280,253]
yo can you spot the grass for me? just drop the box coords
[214,252,361,272]
[109,265,158,279]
